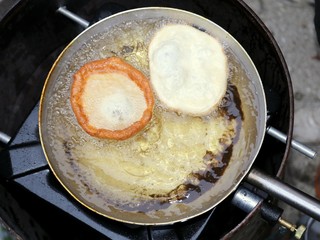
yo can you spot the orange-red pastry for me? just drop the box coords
[71,57,154,140]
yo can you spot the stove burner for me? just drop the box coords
[0,0,295,239]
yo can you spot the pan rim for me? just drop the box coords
[39,6,267,225]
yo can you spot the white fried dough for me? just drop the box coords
[82,72,147,131]
[149,24,228,116]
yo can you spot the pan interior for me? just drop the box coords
[39,7,266,225]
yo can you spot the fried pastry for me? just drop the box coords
[149,24,228,116]
[71,57,154,140]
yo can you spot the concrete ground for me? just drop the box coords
[243,0,320,236]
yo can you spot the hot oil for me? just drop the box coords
[45,17,247,214]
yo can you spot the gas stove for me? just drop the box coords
[0,0,297,239]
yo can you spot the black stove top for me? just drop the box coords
[0,0,293,239]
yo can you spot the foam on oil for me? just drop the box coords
[43,17,258,217]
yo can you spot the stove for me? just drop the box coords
[0,0,295,239]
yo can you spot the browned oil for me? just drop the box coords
[43,16,253,216]
[62,82,242,212]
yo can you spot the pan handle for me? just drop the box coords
[0,131,11,145]
[266,126,317,159]
[246,168,320,222]
[57,7,90,28]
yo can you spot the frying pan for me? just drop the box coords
[39,7,285,225]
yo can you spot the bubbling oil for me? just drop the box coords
[44,17,248,213]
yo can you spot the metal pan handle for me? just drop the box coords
[247,168,320,221]
[56,7,90,28]
[0,131,11,145]
[267,126,317,159]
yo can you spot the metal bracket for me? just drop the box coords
[231,186,306,239]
